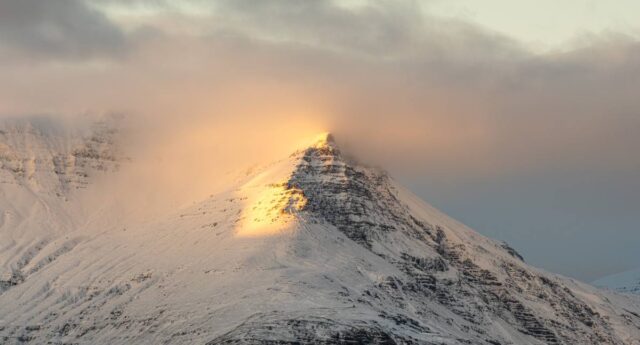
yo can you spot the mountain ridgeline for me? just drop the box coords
[0,123,639,344]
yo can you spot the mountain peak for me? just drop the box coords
[3,125,640,345]
[309,132,336,149]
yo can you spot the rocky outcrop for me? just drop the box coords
[287,135,433,249]
[207,314,408,345]
[0,115,124,194]
[280,134,636,345]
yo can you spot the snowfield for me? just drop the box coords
[1,119,639,344]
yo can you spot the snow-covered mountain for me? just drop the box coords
[594,268,640,295]
[0,115,124,295]
[1,124,639,344]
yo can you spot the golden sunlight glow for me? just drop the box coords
[311,132,332,147]
[236,182,307,238]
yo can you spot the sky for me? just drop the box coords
[0,0,639,282]
[426,0,640,52]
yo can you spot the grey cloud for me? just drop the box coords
[213,0,423,56]
[211,0,524,61]
[0,0,127,59]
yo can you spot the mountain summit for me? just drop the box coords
[1,130,640,344]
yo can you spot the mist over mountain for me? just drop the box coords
[1,118,639,344]
[1,1,640,343]
[2,0,640,281]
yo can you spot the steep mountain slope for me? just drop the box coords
[594,268,640,295]
[0,131,639,344]
[0,116,123,295]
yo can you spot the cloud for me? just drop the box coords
[212,0,424,55]
[1,0,638,181]
[0,0,127,60]
[0,0,639,281]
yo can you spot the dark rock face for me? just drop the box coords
[53,119,123,192]
[206,315,409,345]
[0,239,79,297]
[281,138,631,345]
[500,242,525,262]
[287,140,434,249]
[0,116,123,194]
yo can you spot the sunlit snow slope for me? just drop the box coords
[1,126,639,344]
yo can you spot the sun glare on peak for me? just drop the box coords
[236,180,306,238]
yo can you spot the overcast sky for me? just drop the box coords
[0,0,639,282]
